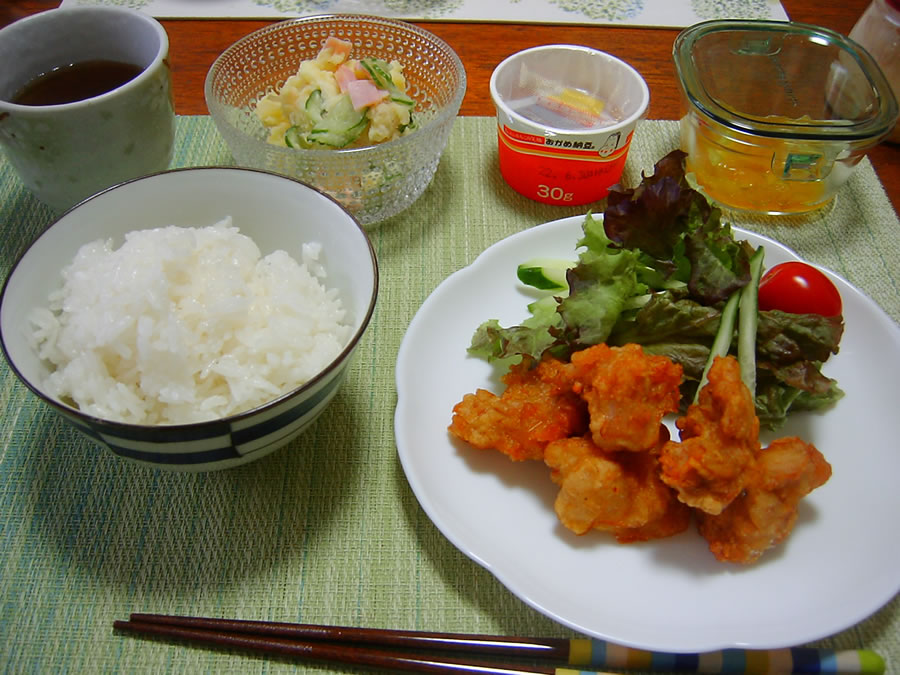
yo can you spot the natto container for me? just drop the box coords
[674,20,898,215]
[490,45,649,206]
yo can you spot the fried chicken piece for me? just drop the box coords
[569,343,683,453]
[698,437,832,564]
[448,356,587,461]
[658,355,761,515]
[545,435,691,541]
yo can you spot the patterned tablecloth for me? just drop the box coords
[56,0,789,26]
[0,116,897,673]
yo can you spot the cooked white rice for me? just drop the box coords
[28,218,351,425]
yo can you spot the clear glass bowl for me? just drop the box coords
[674,20,898,215]
[205,15,466,225]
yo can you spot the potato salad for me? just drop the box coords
[255,37,416,149]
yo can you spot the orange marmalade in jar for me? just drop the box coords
[680,114,836,214]
[673,20,897,215]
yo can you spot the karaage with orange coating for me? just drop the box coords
[658,356,761,515]
[450,339,832,564]
[448,355,587,461]
[698,436,832,564]
[545,435,691,542]
[569,343,683,453]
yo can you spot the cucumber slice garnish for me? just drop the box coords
[517,258,575,292]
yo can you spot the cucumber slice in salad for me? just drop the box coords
[359,57,415,107]
[517,258,575,292]
[284,126,305,149]
[285,90,327,148]
[307,93,367,148]
[305,88,325,124]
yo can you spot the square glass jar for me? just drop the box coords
[673,20,898,214]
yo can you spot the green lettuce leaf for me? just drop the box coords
[465,149,844,429]
[609,291,721,346]
[603,149,751,305]
[556,213,643,350]
[756,310,844,365]
[467,295,562,363]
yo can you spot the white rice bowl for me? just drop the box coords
[1,167,377,471]
[28,218,350,425]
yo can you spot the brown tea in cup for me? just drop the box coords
[13,59,144,106]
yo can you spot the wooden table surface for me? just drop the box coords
[2,1,898,214]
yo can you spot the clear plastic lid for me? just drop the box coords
[490,45,649,133]
[673,20,899,141]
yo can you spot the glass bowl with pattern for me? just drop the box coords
[205,14,466,225]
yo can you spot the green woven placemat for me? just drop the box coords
[1,116,897,674]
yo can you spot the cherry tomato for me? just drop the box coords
[757,262,842,317]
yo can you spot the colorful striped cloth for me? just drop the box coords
[562,638,885,673]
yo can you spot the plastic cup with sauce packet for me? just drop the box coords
[489,45,649,206]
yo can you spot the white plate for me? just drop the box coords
[395,215,900,653]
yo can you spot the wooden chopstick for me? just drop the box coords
[127,613,569,658]
[113,615,593,674]
[113,613,887,675]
